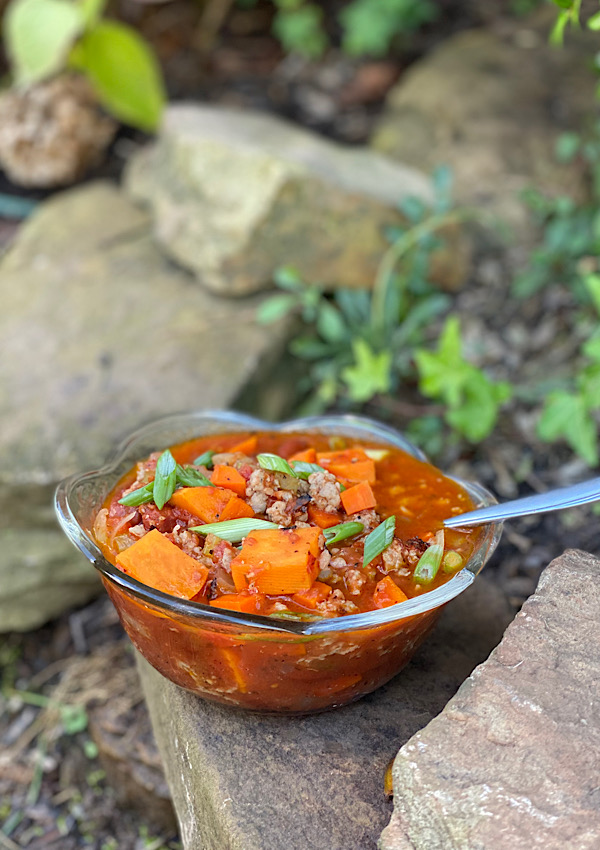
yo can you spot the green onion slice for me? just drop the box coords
[323,521,364,547]
[190,518,279,543]
[289,461,328,479]
[153,449,177,510]
[193,450,216,468]
[176,464,212,488]
[257,453,295,476]
[362,515,396,568]
[118,482,154,507]
[267,611,320,621]
[413,530,445,583]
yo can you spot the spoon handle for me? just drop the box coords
[444,476,600,528]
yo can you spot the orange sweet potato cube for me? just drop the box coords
[170,486,244,523]
[116,529,209,599]
[231,527,321,595]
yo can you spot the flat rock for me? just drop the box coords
[125,104,469,295]
[371,16,596,241]
[380,549,600,850]
[136,574,513,850]
[0,181,291,631]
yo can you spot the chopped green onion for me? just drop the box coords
[176,464,212,488]
[364,448,389,461]
[362,515,396,568]
[153,449,177,510]
[323,521,364,547]
[290,461,328,479]
[193,450,216,468]
[414,530,445,583]
[118,482,154,507]
[190,518,279,543]
[257,453,295,477]
[442,550,464,573]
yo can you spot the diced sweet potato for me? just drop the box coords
[340,480,377,514]
[209,592,262,614]
[229,435,258,455]
[288,448,317,463]
[231,527,321,595]
[210,464,247,497]
[373,576,408,608]
[116,529,209,600]
[170,486,252,523]
[307,505,344,528]
[316,448,376,484]
[292,581,332,610]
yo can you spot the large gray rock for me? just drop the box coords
[0,181,292,631]
[371,17,596,240]
[380,549,600,850]
[125,104,469,295]
[136,574,513,850]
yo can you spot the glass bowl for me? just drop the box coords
[55,411,502,714]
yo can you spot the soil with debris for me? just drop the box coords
[1,2,599,848]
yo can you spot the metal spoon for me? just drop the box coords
[444,476,600,528]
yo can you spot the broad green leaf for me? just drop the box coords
[80,0,107,28]
[578,363,600,410]
[76,21,165,131]
[256,294,297,325]
[585,273,600,316]
[588,10,600,30]
[290,461,328,479]
[273,266,304,291]
[538,391,598,466]
[316,301,348,344]
[582,336,600,363]
[555,131,580,163]
[341,338,392,402]
[273,5,328,58]
[5,0,83,85]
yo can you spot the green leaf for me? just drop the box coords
[273,4,328,58]
[193,450,216,468]
[341,338,393,403]
[413,530,444,583]
[290,461,328,479]
[578,363,600,410]
[176,464,212,488]
[60,704,88,735]
[5,0,83,85]
[363,515,396,568]
[153,449,177,510]
[80,0,107,28]
[550,9,571,43]
[316,301,348,344]
[538,390,598,466]
[76,21,165,131]
[588,10,600,29]
[256,294,297,325]
[257,453,295,476]
[555,131,581,163]
[323,521,364,546]
[118,482,154,507]
[273,266,304,291]
[584,273,600,316]
[582,335,600,363]
[190,518,279,542]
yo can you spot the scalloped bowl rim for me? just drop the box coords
[54,410,503,636]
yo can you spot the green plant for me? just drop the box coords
[550,0,600,44]
[537,274,600,465]
[414,316,513,442]
[258,168,461,414]
[512,126,600,300]
[3,0,165,131]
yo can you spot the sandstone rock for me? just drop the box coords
[125,104,470,295]
[136,574,513,850]
[371,17,596,241]
[380,549,600,850]
[0,181,292,631]
[0,74,116,188]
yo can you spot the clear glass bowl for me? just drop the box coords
[55,411,502,714]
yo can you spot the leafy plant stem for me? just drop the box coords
[371,208,472,336]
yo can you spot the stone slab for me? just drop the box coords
[0,180,292,630]
[125,104,469,295]
[380,549,600,850]
[136,574,513,850]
